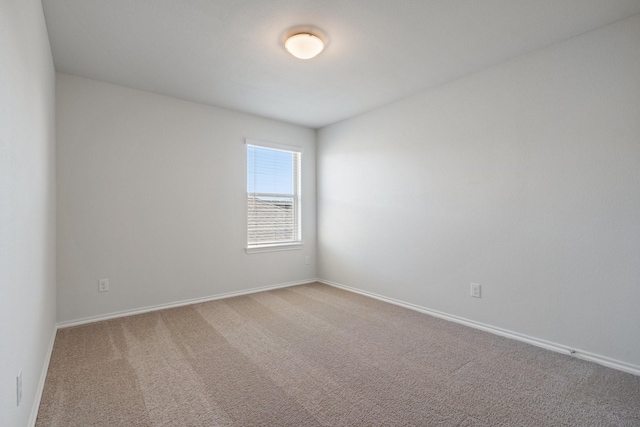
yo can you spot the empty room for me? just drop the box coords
[2,0,640,425]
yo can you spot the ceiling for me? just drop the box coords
[42,0,640,128]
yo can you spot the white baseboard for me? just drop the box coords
[30,276,638,426]
[29,326,57,427]
[318,279,640,377]
[52,276,639,375]
[57,279,318,329]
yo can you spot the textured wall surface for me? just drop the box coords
[56,74,316,323]
[0,0,57,425]
[317,15,640,368]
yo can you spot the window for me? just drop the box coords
[246,139,301,251]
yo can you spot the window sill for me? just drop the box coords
[246,243,303,254]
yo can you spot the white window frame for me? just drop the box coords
[245,139,303,253]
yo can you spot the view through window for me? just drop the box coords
[247,142,301,248]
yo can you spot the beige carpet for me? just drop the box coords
[37,282,639,426]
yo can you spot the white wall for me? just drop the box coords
[0,0,57,425]
[317,15,640,368]
[56,74,316,323]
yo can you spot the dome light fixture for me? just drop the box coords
[285,33,324,59]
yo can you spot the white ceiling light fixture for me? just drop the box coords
[285,33,324,59]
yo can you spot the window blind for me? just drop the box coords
[247,143,301,246]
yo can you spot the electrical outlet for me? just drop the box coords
[17,370,22,406]
[99,278,110,292]
[305,256,310,265]
[470,283,481,298]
